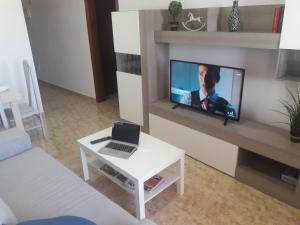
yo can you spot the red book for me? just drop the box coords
[272,7,280,33]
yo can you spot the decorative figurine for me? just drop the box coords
[182,12,206,31]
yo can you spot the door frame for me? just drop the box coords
[84,0,118,102]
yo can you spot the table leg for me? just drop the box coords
[176,155,185,195]
[11,102,24,130]
[80,148,90,181]
[0,104,9,128]
[135,180,145,220]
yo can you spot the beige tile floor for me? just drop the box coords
[30,83,300,225]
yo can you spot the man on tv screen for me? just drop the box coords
[180,65,236,119]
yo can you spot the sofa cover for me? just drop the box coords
[0,148,155,225]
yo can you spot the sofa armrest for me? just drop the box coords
[0,128,32,161]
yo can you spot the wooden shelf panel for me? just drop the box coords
[149,99,300,169]
[154,31,281,49]
[236,165,299,208]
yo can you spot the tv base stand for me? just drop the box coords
[224,118,228,126]
[172,103,180,110]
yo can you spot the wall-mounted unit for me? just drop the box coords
[111,1,300,209]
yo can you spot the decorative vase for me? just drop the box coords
[170,21,179,31]
[228,0,241,32]
[291,128,300,143]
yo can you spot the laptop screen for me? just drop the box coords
[111,122,140,145]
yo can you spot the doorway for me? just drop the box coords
[85,0,118,102]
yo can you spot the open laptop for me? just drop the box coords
[98,122,140,159]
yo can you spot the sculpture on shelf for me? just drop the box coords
[182,12,206,31]
[228,0,242,32]
[168,1,183,31]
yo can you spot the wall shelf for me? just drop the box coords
[280,75,300,82]
[276,49,300,82]
[154,31,281,50]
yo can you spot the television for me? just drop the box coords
[170,60,245,121]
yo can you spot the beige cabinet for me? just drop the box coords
[112,11,141,55]
[149,114,238,176]
[117,72,144,126]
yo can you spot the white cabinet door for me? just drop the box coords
[112,11,141,55]
[149,114,238,176]
[280,0,300,50]
[117,72,144,125]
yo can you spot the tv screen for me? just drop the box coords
[170,60,245,121]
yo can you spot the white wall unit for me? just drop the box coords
[0,0,43,112]
[112,11,141,55]
[119,0,285,11]
[22,0,95,98]
[149,114,238,176]
[280,0,300,50]
[117,72,144,125]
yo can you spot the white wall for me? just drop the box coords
[0,0,43,111]
[119,0,285,11]
[23,0,96,98]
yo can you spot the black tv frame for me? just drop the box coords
[169,59,245,122]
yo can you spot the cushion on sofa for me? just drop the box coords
[0,197,18,225]
[17,216,96,225]
[0,128,32,161]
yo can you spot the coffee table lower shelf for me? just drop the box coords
[90,159,180,203]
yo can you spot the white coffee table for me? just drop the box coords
[77,128,185,220]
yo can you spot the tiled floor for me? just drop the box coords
[31,83,300,225]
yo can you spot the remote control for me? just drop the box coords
[90,136,111,145]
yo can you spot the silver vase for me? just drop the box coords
[228,0,241,32]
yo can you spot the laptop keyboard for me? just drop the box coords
[106,142,135,153]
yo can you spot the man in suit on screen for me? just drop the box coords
[180,65,236,119]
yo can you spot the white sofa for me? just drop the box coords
[0,129,155,225]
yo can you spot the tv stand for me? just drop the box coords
[172,103,180,110]
[149,98,300,209]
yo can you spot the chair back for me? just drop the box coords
[23,60,39,112]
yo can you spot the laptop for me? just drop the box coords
[98,122,140,159]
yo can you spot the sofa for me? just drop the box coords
[0,128,155,225]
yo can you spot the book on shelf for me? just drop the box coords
[100,164,119,177]
[281,167,299,187]
[272,7,280,33]
[123,179,135,191]
[144,175,164,192]
[277,6,285,33]
[272,6,285,33]
[116,173,128,183]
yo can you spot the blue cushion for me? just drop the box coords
[17,216,97,225]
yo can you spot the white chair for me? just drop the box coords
[7,60,47,137]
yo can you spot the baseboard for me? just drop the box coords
[38,80,96,102]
